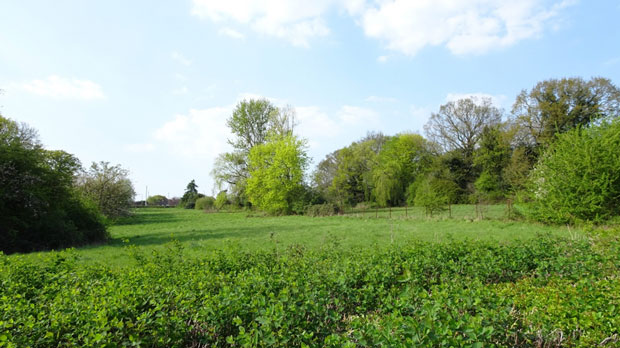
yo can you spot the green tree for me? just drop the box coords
[503,146,534,193]
[473,126,512,201]
[1,115,106,253]
[512,77,620,150]
[76,162,136,218]
[195,196,215,211]
[372,133,431,206]
[425,97,503,159]
[179,180,201,209]
[212,99,297,206]
[214,191,229,210]
[314,132,388,208]
[413,176,449,218]
[246,135,308,214]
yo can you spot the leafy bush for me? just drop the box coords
[525,120,620,224]
[305,203,338,217]
[76,162,136,218]
[195,196,215,211]
[412,176,450,217]
[2,234,619,347]
[147,195,168,206]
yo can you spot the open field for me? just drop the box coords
[2,207,620,347]
[14,205,578,266]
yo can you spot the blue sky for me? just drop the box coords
[1,0,619,198]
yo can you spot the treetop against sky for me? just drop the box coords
[1,0,619,197]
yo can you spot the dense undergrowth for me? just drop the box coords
[1,230,619,347]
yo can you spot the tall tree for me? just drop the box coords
[315,133,388,207]
[227,99,278,152]
[424,97,503,159]
[246,135,308,214]
[372,133,432,206]
[473,125,512,200]
[511,77,620,150]
[212,99,297,205]
[179,179,201,209]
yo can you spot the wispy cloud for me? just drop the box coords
[153,107,231,159]
[11,75,105,100]
[172,86,189,95]
[125,143,155,153]
[219,27,245,39]
[191,0,331,47]
[190,0,575,55]
[171,51,192,66]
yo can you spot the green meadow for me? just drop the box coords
[4,207,620,347]
[18,205,579,266]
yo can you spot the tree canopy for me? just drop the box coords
[425,97,502,159]
[511,77,620,149]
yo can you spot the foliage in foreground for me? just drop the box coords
[2,232,619,347]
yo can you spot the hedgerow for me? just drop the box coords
[1,233,619,347]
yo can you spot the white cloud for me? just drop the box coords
[365,95,396,103]
[190,0,574,55]
[125,143,155,153]
[191,0,333,47]
[172,86,189,95]
[446,92,508,107]
[153,107,232,159]
[296,106,340,140]
[338,105,379,126]
[219,27,246,39]
[410,105,431,119]
[359,0,575,56]
[171,51,192,66]
[377,55,389,63]
[13,75,105,100]
[174,73,188,81]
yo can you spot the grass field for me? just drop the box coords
[19,205,580,266]
[3,206,619,347]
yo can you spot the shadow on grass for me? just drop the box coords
[107,222,338,248]
[112,211,181,226]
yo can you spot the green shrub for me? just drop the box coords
[195,196,215,211]
[413,176,448,217]
[525,120,620,224]
[305,203,338,217]
[146,195,168,206]
[2,234,619,347]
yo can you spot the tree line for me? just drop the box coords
[205,76,620,222]
[0,115,136,253]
